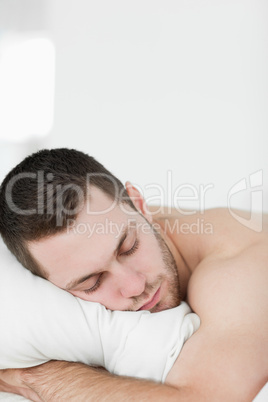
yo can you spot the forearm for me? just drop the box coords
[21,361,180,402]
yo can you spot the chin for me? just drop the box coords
[150,302,172,313]
[152,297,181,313]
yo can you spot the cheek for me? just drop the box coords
[137,239,164,275]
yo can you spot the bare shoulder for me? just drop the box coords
[166,243,268,400]
[187,209,268,338]
[173,221,267,399]
[187,208,268,309]
[159,207,268,399]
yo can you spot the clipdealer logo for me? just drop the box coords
[4,169,264,233]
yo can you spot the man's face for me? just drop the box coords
[28,187,181,312]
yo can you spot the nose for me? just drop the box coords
[113,263,146,299]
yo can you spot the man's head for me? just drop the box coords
[0,148,181,311]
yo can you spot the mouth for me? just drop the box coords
[138,287,161,311]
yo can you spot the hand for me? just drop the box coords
[0,367,42,402]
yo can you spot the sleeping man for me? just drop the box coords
[0,148,267,401]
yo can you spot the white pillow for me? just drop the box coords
[0,238,200,383]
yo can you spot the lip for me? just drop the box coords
[138,287,161,311]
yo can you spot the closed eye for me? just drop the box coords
[83,237,139,294]
[83,273,103,294]
[120,239,139,256]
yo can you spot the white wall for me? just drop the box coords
[1,0,268,213]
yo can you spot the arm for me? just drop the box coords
[0,361,185,402]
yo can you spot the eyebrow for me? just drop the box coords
[65,225,130,291]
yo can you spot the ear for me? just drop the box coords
[125,181,152,223]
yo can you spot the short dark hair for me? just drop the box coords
[0,148,133,278]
